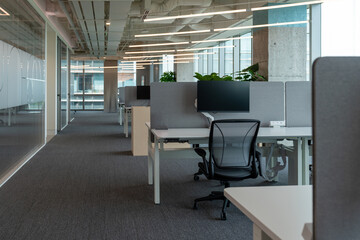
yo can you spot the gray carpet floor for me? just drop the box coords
[0,111,287,240]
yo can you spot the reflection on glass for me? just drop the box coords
[0,0,45,179]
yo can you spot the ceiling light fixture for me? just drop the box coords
[143,1,322,23]
[215,20,308,32]
[129,36,252,49]
[144,8,246,22]
[192,36,252,44]
[106,21,111,26]
[177,45,235,52]
[123,52,215,59]
[172,57,199,61]
[251,1,323,11]
[125,50,176,54]
[123,55,162,59]
[135,29,210,38]
[129,42,189,48]
[0,7,10,16]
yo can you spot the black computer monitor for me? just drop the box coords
[137,86,150,99]
[197,81,250,112]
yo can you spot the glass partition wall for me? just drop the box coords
[0,0,45,180]
[57,38,68,130]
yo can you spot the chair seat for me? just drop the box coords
[198,162,254,181]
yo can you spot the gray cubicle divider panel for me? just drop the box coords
[212,82,284,127]
[313,57,360,240]
[119,87,125,103]
[125,86,150,107]
[285,81,312,127]
[150,82,209,129]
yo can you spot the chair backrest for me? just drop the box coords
[209,119,260,171]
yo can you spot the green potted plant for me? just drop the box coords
[235,63,267,81]
[160,71,176,82]
[194,72,233,81]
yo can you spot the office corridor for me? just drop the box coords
[0,112,282,240]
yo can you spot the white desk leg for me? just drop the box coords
[154,137,160,204]
[8,108,11,126]
[302,137,310,185]
[124,110,128,138]
[148,128,153,185]
[253,224,272,240]
[119,106,123,125]
[288,138,303,185]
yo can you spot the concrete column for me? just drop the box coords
[45,23,57,142]
[176,63,195,82]
[104,60,118,113]
[253,5,307,82]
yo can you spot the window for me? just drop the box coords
[224,40,234,76]
[70,60,104,110]
[118,61,136,87]
[212,47,219,74]
[240,33,252,70]
[202,50,208,74]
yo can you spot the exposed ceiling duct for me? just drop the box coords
[57,0,85,49]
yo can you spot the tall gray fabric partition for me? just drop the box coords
[212,82,284,127]
[285,81,312,127]
[151,82,209,129]
[125,86,150,107]
[313,57,360,240]
[119,87,125,103]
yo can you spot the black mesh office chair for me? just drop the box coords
[193,119,261,220]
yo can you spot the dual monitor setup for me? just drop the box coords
[136,82,250,112]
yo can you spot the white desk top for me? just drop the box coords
[224,186,312,240]
[145,122,312,140]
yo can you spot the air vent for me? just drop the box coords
[0,6,10,16]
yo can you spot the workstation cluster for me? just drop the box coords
[117,57,360,239]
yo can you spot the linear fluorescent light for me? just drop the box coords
[172,57,199,61]
[124,52,215,60]
[129,42,189,48]
[192,36,252,44]
[0,7,10,16]
[177,45,235,52]
[135,30,210,38]
[144,8,246,22]
[251,1,323,11]
[125,50,176,54]
[215,21,308,32]
[124,55,162,59]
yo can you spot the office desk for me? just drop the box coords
[146,123,312,204]
[224,186,312,240]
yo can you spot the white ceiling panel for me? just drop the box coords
[108,20,126,32]
[93,2,104,19]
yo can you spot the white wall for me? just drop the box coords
[321,0,360,56]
